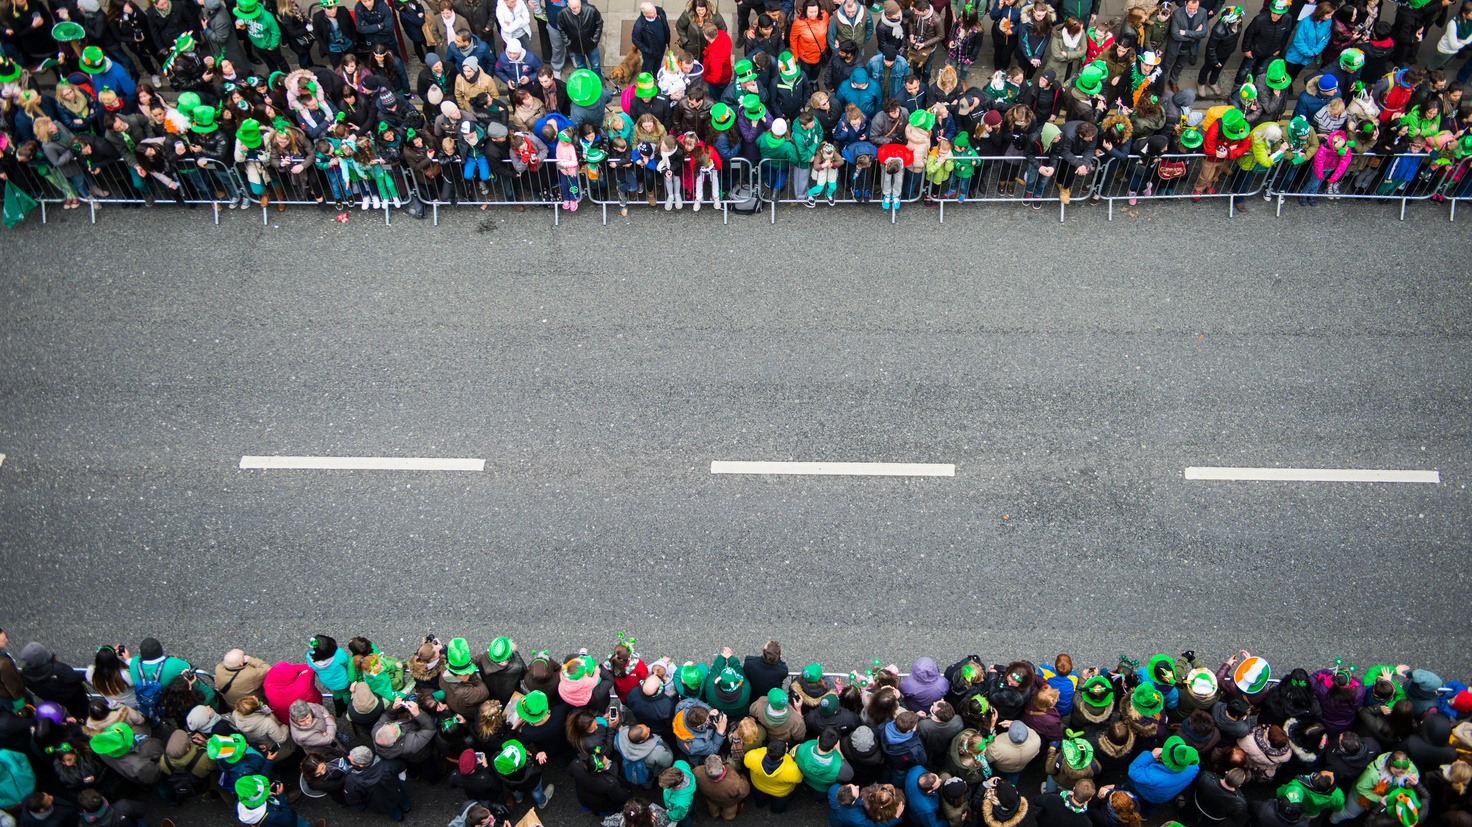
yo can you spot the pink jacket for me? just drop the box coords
[556,140,579,174]
[263,662,323,724]
[1312,131,1352,183]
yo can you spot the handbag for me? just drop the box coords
[1157,158,1187,179]
[405,192,427,218]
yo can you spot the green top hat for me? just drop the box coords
[777,51,799,81]
[236,118,264,148]
[742,94,767,120]
[1264,59,1290,90]
[635,72,657,98]
[1075,63,1105,95]
[191,107,220,133]
[1339,48,1364,70]
[235,0,263,17]
[0,58,20,83]
[568,69,602,106]
[734,59,755,84]
[909,109,935,131]
[89,723,134,758]
[1221,108,1249,139]
[710,103,736,130]
[176,91,203,115]
[80,45,108,72]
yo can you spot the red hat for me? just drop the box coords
[1451,689,1472,714]
[983,110,1003,127]
[458,749,477,775]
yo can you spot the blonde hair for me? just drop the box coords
[936,64,959,93]
[235,696,262,715]
[1034,685,1060,712]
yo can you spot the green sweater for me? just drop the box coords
[793,121,823,164]
[1278,779,1345,817]
[795,740,844,790]
[758,132,800,167]
[702,655,752,716]
[237,11,281,50]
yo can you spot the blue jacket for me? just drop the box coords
[1038,667,1079,718]
[673,698,725,759]
[219,748,275,790]
[88,58,137,98]
[842,139,879,167]
[879,721,927,771]
[1127,752,1198,804]
[1285,16,1331,64]
[830,783,903,827]
[445,35,495,78]
[833,114,869,149]
[0,749,36,809]
[836,69,882,119]
[1291,85,1338,120]
[865,53,912,100]
[904,766,946,827]
[495,48,544,88]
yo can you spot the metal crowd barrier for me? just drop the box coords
[418,159,568,226]
[1268,151,1468,221]
[579,157,755,226]
[920,153,1072,223]
[759,157,925,225]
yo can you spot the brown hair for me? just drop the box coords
[1110,791,1142,827]
[475,700,504,740]
[1224,768,1248,788]
[235,696,262,715]
[1311,1,1333,19]
[1266,725,1289,749]
[864,784,902,822]
[867,687,901,725]
[686,707,710,728]
[895,711,920,733]
[1055,655,1073,675]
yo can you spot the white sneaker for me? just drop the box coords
[371,195,383,209]
[151,74,162,87]
[360,196,370,210]
[692,197,701,212]
[392,196,402,208]
[675,193,684,209]
[540,784,555,806]
[664,197,672,211]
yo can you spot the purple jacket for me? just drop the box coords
[900,658,948,712]
[1311,669,1365,735]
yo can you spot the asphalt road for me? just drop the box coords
[1,197,1470,824]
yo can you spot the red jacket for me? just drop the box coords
[263,662,324,724]
[704,30,733,85]
[1203,121,1250,160]
[876,143,913,167]
[608,657,651,701]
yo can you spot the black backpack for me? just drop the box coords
[162,747,206,799]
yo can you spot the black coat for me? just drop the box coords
[570,762,631,813]
[1239,10,1292,58]
[20,657,88,715]
[449,766,504,801]
[343,757,407,814]
[630,9,671,64]
[353,0,398,46]
[557,5,603,55]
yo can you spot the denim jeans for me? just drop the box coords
[569,49,601,78]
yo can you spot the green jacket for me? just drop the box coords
[1355,754,1420,806]
[758,132,800,167]
[795,740,844,790]
[1279,779,1345,817]
[702,655,752,716]
[237,10,282,50]
[793,121,823,164]
[663,760,697,822]
[951,152,978,177]
[1239,121,1286,170]
[924,150,954,184]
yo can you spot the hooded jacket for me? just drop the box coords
[901,659,949,712]
[264,663,323,724]
[673,698,726,758]
[18,644,87,710]
[615,727,675,775]
[1128,751,1199,804]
